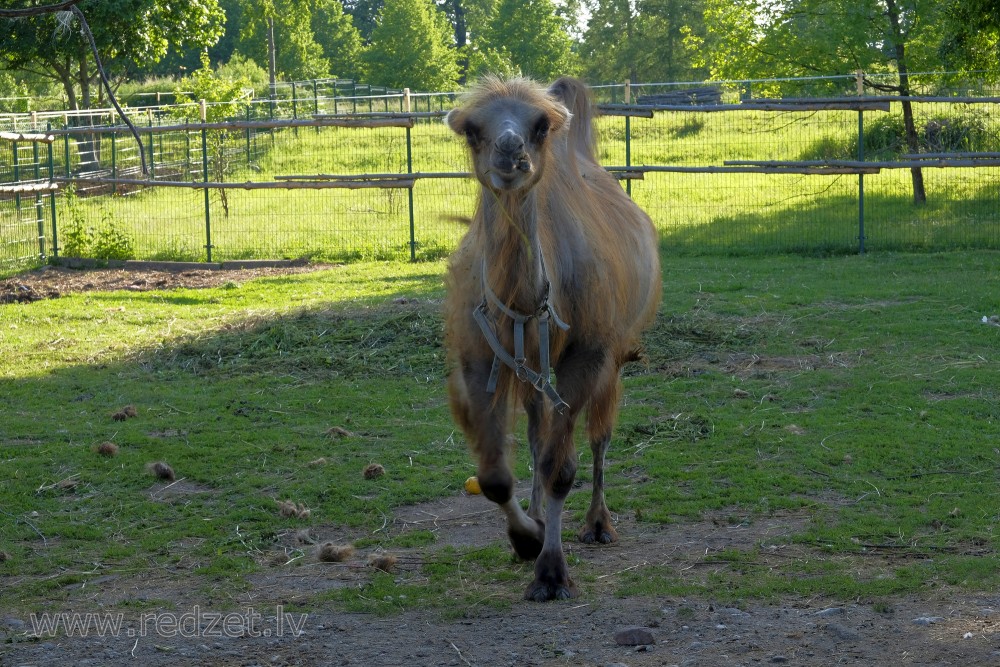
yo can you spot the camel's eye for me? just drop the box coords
[533,115,550,144]
[463,122,482,148]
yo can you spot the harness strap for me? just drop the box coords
[474,261,571,414]
[474,303,569,413]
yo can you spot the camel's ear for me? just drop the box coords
[546,101,571,135]
[445,108,465,135]
[446,108,484,148]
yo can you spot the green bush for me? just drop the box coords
[922,109,997,153]
[59,186,92,257]
[91,213,135,261]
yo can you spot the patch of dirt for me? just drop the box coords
[4,486,999,666]
[0,263,334,303]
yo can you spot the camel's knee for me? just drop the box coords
[540,452,577,499]
[477,464,514,505]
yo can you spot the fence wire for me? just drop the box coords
[2,75,1000,274]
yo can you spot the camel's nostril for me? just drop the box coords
[495,129,525,155]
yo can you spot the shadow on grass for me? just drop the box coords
[0,273,463,607]
[660,182,1000,255]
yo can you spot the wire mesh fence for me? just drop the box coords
[2,73,1000,275]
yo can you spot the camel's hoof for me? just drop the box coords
[508,518,544,561]
[524,579,577,602]
[579,521,618,545]
[524,551,578,601]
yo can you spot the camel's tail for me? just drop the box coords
[548,77,598,164]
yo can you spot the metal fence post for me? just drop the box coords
[63,122,71,178]
[48,122,58,258]
[147,110,156,179]
[624,81,633,197]
[856,70,866,255]
[246,105,252,164]
[12,140,21,213]
[404,88,416,261]
[200,99,213,262]
[33,139,45,260]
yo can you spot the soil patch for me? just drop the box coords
[4,488,999,666]
[0,263,334,303]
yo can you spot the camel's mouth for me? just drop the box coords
[486,157,533,191]
[488,170,525,190]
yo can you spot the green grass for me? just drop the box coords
[2,251,1000,615]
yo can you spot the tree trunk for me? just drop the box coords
[885,0,926,205]
[77,43,100,173]
[267,17,277,101]
[452,0,468,84]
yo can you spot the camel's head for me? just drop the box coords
[446,76,570,192]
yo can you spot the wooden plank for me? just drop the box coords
[46,117,416,135]
[726,158,1000,169]
[632,165,882,175]
[276,171,472,181]
[0,131,55,143]
[600,100,891,113]
[0,182,59,193]
[52,177,416,190]
[901,152,1000,159]
[597,107,655,118]
[313,111,447,119]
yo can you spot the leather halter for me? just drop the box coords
[473,260,570,413]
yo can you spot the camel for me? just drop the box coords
[444,76,661,601]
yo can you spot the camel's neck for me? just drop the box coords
[480,188,547,314]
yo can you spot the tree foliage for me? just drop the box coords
[362,0,460,90]
[237,0,329,79]
[692,0,950,93]
[312,0,364,79]
[938,0,1000,76]
[581,0,707,83]
[478,0,577,80]
[0,0,224,110]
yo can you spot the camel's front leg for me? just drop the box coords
[524,394,546,521]
[523,348,614,601]
[524,405,579,601]
[450,358,543,560]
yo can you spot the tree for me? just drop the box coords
[342,0,382,41]
[0,0,224,111]
[237,0,329,80]
[312,0,364,79]
[939,0,1000,76]
[580,0,707,83]
[150,0,244,77]
[694,0,953,204]
[362,0,460,90]
[479,0,577,80]
[437,0,495,82]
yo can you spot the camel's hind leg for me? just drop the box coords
[579,378,622,545]
[450,359,544,560]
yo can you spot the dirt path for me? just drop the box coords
[4,488,999,666]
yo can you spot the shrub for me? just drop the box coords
[91,210,135,261]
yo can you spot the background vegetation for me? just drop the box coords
[2,0,998,113]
